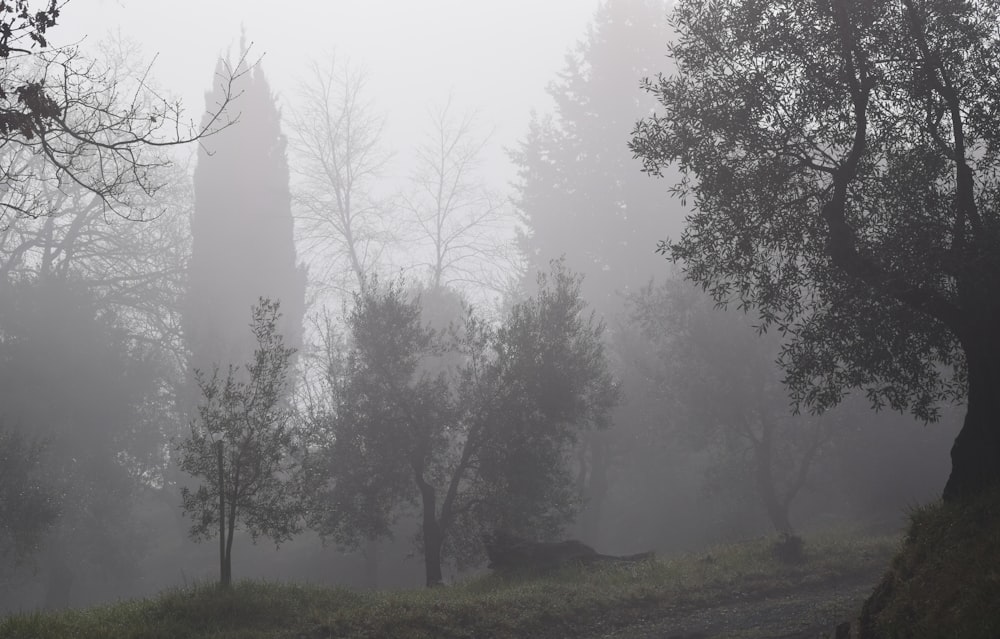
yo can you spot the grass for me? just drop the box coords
[861,487,1000,639]
[0,531,898,639]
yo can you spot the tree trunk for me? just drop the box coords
[943,338,1000,502]
[416,476,444,587]
[579,434,610,541]
[222,498,237,587]
[754,427,794,535]
[362,539,379,590]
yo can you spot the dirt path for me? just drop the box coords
[583,571,879,639]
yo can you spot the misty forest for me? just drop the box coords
[0,0,998,637]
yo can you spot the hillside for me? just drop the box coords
[0,531,897,639]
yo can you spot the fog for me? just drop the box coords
[0,0,958,613]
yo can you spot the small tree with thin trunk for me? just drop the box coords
[179,298,301,587]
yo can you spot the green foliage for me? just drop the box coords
[629,277,842,534]
[861,489,1000,638]
[630,0,1000,420]
[0,531,897,639]
[304,264,619,582]
[0,429,59,562]
[0,278,160,594]
[179,299,301,548]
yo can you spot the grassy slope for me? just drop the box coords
[860,488,1000,639]
[0,532,897,639]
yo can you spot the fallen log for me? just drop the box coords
[483,530,654,572]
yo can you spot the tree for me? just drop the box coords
[510,0,675,541]
[631,279,837,535]
[512,0,674,316]
[179,299,301,588]
[0,1,239,220]
[0,277,163,607]
[0,429,59,563]
[402,97,516,298]
[631,0,1000,501]
[305,264,618,586]
[288,55,392,297]
[186,41,306,378]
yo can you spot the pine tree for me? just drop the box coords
[185,40,306,376]
[512,0,676,316]
[511,1,676,542]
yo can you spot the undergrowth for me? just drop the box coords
[861,488,1000,639]
[0,531,897,639]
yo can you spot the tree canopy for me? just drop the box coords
[631,0,1000,500]
[304,265,619,586]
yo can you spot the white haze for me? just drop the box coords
[65,0,605,191]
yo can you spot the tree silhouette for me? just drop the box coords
[304,265,618,586]
[632,0,1000,501]
[0,2,240,221]
[185,40,305,379]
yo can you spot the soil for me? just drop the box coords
[581,570,881,639]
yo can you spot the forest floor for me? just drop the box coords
[0,531,897,639]
[581,566,881,638]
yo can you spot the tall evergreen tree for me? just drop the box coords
[186,42,306,375]
[512,0,676,316]
[511,1,676,542]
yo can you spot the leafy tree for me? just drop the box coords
[179,299,301,588]
[630,0,1000,500]
[186,40,305,378]
[0,1,239,219]
[511,0,675,540]
[305,264,618,586]
[0,277,162,607]
[631,279,837,534]
[0,429,59,563]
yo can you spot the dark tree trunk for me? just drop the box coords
[943,338,1000,502]
[222,498,237,587]
[578,434,610,541]
[416,473,444,587]
[754,426,794,535]
[363,539,379,590]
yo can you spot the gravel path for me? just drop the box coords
[582,572,879,639]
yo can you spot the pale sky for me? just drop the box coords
[62,0,606,187]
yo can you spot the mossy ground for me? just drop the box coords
[0,531,897,639]
[860,488,1000,639]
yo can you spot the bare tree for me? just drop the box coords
[288,55,393,297]
[403,97,518,298]
[0,35,213,382]
[0,4,242,223]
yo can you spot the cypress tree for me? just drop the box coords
[185,40,306,376]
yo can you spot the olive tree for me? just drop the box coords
[631,0,1000,501]
[304,264,619,586]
